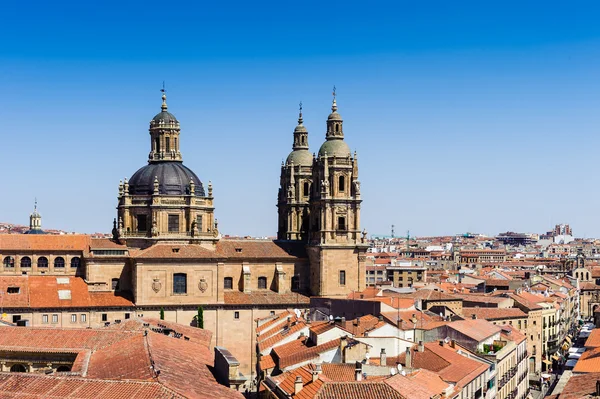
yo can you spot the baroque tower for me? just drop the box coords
[277,91,368,296]
[277,103,313,241]
[116,90,218,248]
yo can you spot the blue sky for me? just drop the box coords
[2,1,600,237]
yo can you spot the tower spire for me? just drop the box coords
[332,85,337,112]
[161,82,167,111]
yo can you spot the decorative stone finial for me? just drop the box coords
[153,176,159,194]
[161,82,167,111]
[332,85,337,112]
[189,178,195,196]
[208,181,213,197]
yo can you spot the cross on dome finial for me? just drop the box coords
[298,101,303,124]
[34,197,37,212]
[160,81,167,111]
[332,85,337,112]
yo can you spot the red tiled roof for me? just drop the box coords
[584,329,600,348]
[86,334,153,380]
[462,307,527,321]
[447,319,501,342]
[0,374,184,398]
[0,235,90,251]
[89,238,127,249]
[384,370,449,399]
[259,354,276,370]
[558,372,600,399]
[314,382,405,399]
[273,337,343,369]
[572,347,600,373]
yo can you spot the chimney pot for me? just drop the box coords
[294,376,303,395]
[380,348,387,367]
[471,314,477,320]
[439,340,444,346]
[405,347,412,369]
[355,361,362,381]
[418,341,424,352]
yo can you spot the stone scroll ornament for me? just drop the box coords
[198,277,208,293]
[152,278,162,293]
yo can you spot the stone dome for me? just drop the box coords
[327,111,342,121]
[286,149,313,166]
[128,162,205,196]
[318,139,351,158]
[151,110,178,125]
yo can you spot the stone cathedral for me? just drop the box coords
[0,90,368,378]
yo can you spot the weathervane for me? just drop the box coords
[332,85,336,100]
[161,81,166,94]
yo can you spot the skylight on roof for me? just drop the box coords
[58,290,71,300]
[56,277,69,285]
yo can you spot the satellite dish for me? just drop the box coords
[401,370,406,376]
[365,352,371,359]
[390,368,397,375]
[329,315,334,321]
[294,309,301,318]
[397,364,403,372]
[444,337,450,343]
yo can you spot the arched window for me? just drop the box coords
[3,256,14,268]
[335,124,339,132]
[165,137,170,152]
[54,257,65,268]
[258,276,267,289]
[303,182,309,197]
[338,175,345,192]
[20,257,31,268]
[173,273,187,294]
[71,257,80,268]
[224,277,233,290]
[10,364,26,373]
[576,272,579,279]
[38,257,48,268]
[587,272,590,281]
[155,137,160,152]
[174,137,178,151]
[56,366,71,372]
[112,278,120,291]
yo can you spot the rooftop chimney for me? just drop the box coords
[418,341,424,352]
[471,314,477,320]
[355,361,363,381]
[439,340,444,347]
[294,376,303,395]
[380,348,387,367]
[596,380,600,397]
[405,347,412,369]
[313,364,322,382]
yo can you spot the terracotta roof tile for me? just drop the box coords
[462,307,527,321]
[0,374,183,398]
[558,372,600,398]
[0,235,90,251]
[259,354,276,370]
[273,337,345,369]
[314,382,405,399]
[584,329,600,348]
[447,319,501,342]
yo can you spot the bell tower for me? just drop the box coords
[277,103,313,241]
[307,89,368,296]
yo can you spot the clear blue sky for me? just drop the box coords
[2,1,600,238]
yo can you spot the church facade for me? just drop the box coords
[0,90,368,382]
